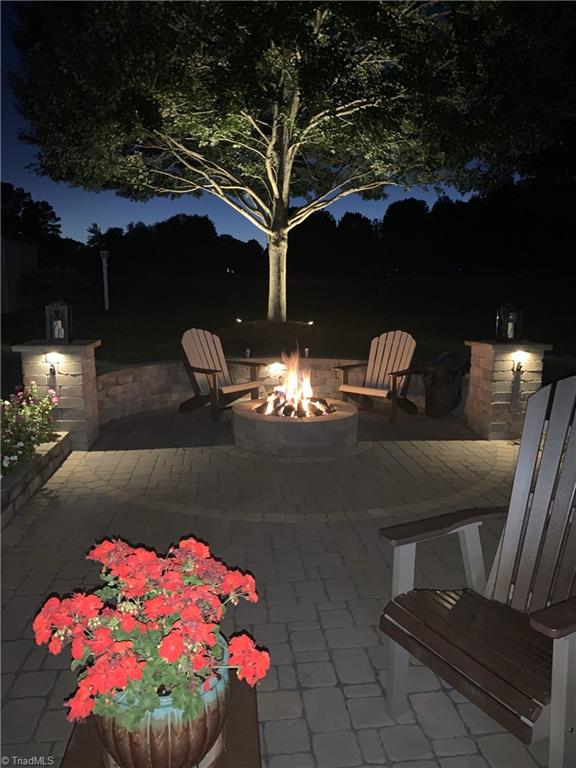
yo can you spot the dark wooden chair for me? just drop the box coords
[379,375,576,768]
[333,330,416,423]
[179,328,268,420]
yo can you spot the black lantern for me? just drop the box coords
[495,303,523,342]
[45,301,71,344]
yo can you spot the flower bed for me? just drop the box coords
[1,382,59,475]
[1,431,71,528]
[1,382,66,527]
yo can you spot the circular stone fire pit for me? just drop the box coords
[233,399,358,456]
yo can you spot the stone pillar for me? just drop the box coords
[12,340,102,450]
[464,340,552,440]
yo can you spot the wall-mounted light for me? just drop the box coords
[307,320,314,326]
[46,352,62,376]
[269,362,287,377]
[511,350,529,373]
[236,317,243,324]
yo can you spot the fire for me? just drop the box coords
[256,352,337,418]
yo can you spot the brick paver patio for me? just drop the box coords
[1,415,549,767]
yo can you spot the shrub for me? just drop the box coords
[1,382,59,475]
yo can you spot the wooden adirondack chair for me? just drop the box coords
[379,375,576,768]
[180,328,268,420]
[334,330,416,423]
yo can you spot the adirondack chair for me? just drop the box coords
[379,375,576,768]
[180,328,268,420]
[334,330,416,423]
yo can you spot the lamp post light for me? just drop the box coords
[45,301,71,344]
[100,250,110,311]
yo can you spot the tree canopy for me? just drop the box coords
[11,1,576,319]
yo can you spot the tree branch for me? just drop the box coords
[287,178,397,230]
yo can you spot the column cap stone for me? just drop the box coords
[465,340,553,352]
[12,340,102,353]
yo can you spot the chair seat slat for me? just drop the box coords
[395,591,551,702]
[380,615,534,743]
[383,600,543,720]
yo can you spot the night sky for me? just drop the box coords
[1,3,467,247]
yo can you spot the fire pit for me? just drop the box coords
[232,353,358,456]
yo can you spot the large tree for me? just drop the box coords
[1,182,61,241]
[11,2,576,320]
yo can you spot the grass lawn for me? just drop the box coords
[2,272,575,396]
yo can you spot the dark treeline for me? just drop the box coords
[2,177,573,284]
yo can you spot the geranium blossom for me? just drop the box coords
[33,535,270,727]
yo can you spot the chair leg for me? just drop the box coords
[390,379,398,424]
[548,633,576,768]
[457,524,486,593]
[210,387,221,421]
[387,543,416,718]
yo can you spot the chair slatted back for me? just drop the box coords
[181,329,233,396]
[364,331,416,393]
[487,375,576,613]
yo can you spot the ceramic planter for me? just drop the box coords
[95,666,229,768]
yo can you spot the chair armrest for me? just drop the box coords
[227,360,265,368]
[332,362,368,371]
[389,368,416,378]
[380,506,508,547]
[187,365,220,375]
[530,597,576,639]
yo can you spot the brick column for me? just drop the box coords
[12,340,102,450]
[464,340,552,440]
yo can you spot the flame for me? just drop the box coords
[261,352,333,418]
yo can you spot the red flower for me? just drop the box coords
[87,627,114,655]
[48,635,63,655]
[178,537,210,559]
[158,631,185,662]
[222,570,258,602]
[228,634,270,686]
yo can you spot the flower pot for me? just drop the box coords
[95,666,229,768]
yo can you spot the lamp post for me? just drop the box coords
[100,250,110,310]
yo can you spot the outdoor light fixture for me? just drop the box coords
[307,320,314,326]
[269,362,287,376]
[511,350,529,373]
[495,304,523,342]
[45,352,61,376]
[45,301,71,344]
[236,317,243,323]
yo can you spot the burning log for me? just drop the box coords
[254,352,338,418]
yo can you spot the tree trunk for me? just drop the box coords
[267,229,288,322]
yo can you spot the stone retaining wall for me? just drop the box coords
[1,432,71,528]
[96,357,435,425]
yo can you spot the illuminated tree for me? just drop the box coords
[12,2,575,319]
